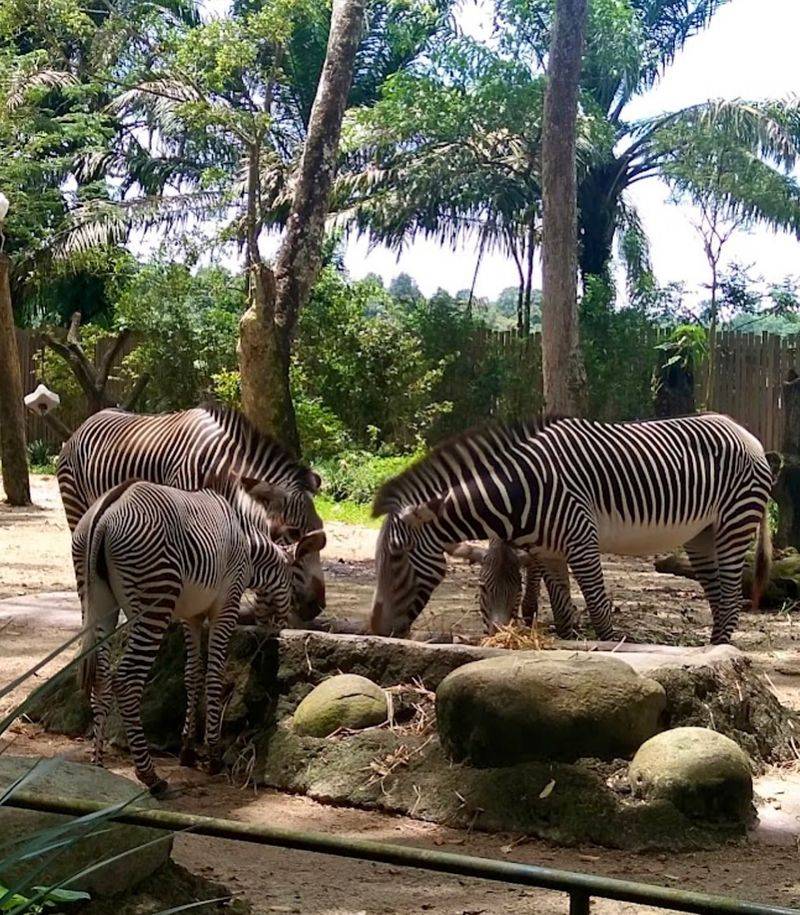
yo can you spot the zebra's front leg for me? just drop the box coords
[204,603,240,776]
[180,619,204,768]
[519,556,542,627]
[710,520,756,644]
[567,543,616,642]
[539,557,580,638]
[113,606,171,795]
[685,526,721,625]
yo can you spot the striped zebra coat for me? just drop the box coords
[370,413,773,644]
[74,477,325,793]
[58,403,326,619]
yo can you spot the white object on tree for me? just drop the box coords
[0,190,8,251]
[24,383,60,415]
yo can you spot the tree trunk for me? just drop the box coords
[540,0,589,416]
[238,0,366,452]
[774,370,800,549]
[0,254,31,505]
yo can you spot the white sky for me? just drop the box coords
[193,0,800,301]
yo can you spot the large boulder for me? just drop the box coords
[293,674,388,738]
[0,757,173,897]
[629,726,753,822]
[436,652,666,766]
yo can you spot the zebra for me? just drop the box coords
[57,403,326,620]
[447,541,566,632]
[75,476,326,794]
[370,413,773,644]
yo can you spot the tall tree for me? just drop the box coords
[540,0,587,415]
[0,252,30,505]
[239,0,367,451]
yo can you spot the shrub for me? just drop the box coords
[26,439,58,474]
[316,450,420,504]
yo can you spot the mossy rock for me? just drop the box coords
[0,757,172,896]
[629,727,753,822]
[436,653,666,766]
[293,674,388,737]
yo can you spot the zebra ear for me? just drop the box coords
[303,469,322,493]
[400,496,445,528]
[241,476,289,508]
[288,529,327,563]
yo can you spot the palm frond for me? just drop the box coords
[4,67,77,112]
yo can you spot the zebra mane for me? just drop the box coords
[200,401,315,492]
[372,414,562,517]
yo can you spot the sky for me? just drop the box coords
[342,0,800,301]
[195,0,800,302]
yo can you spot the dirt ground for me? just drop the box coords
[3,475,800,914]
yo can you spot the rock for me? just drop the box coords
[293,674,388,737]
[0,757,173,896]
[629,726,753,822]
[436,653,666,766]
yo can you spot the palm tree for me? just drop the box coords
[343,0,800,291]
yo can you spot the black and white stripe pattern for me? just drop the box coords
[371,413,773,644]
[74,477,325,793]
[58,403,326,618]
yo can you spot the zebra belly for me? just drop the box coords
[596,516,712,556]
[173,581,228,620]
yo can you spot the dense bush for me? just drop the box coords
[316,450,420,503]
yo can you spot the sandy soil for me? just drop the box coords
[3,476,800,913]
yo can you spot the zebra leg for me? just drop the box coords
[204,603,240,776]
[540,558,581,638]
[710,518,759,644]
[567,543,616,641]
[90,642,114,767]
[180,619,204,768]
[684,526,721,621]
[519,557,542,627]
[113,606,171,795]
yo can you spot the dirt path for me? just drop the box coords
[3,476,800,913]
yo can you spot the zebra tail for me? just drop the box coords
[77,480,136,696]
[751,507,773,612]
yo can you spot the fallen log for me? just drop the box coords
[654,549,800,608]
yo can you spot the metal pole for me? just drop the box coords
[4,792,798,915]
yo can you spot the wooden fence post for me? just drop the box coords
[773,369,800,549]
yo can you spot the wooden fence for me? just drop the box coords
[11,326,800,454]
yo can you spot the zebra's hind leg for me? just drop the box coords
[204,601,241,776]
[89,642,114,767]
[113,605,171,795]
[567,543,616,642]
[180,619,204,768]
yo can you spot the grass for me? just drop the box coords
[315,495,381,528]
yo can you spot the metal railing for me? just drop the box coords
[5,791,798,915]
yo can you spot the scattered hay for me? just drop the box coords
[480,621,553,651]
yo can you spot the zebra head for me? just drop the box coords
[370,499,449,637]
[241,473,327,619]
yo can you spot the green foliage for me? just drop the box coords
[0,883,89,913]
[314,495,382,527]
[115,263,245,411]
[294,267,452,452]
[26,440,58,474]
[316,450,420,503]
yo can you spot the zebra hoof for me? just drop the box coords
[179,747,198,768]
[148,778,169,797]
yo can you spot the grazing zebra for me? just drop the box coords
[448,541,580,633]
[58,403,326,619]
[370,413,772,644]
[75,477,326,794]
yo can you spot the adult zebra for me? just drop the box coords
[370,413,773,644]
[58,403,326,619]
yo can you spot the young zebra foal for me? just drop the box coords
[74,477,325,794]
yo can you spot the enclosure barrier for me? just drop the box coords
[5,792,799,915]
